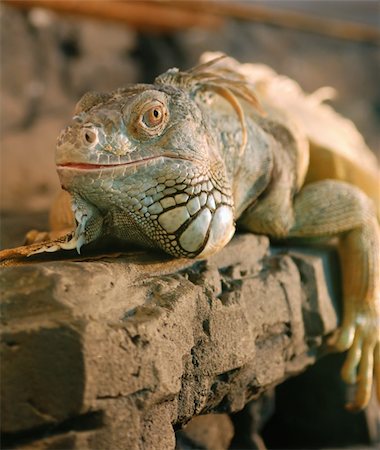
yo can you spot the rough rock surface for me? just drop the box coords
[176,413,234,450]
[1,233,343,449]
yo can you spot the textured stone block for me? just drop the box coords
[1,234,342,449]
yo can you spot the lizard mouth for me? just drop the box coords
[57,154,189,170]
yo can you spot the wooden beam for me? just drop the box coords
[2,0,223,33]
[170,1,380,44]
[5,0,379,43]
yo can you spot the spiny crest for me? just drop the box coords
[155,55,264,156]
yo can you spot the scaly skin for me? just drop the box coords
[1,54,379,411]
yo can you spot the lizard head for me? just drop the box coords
[55,57,259,257]
[56,83,234,258]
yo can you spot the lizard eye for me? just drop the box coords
[127,92,170,140]
[142,106,163,127]
[82,125,98,146]
[139,101,168,133]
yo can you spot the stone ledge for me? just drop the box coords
[1,233,340,449]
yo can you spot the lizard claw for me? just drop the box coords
[27,232,78,256]
[75,234,86,254]
[0,198,102,266]
[330,310,380,411]
[0,231,77,266]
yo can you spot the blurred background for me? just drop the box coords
[0,1,379,448]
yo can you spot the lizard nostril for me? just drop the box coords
[83,128,98,145]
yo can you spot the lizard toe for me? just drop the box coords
[342,313,379,411]
[328,316,355,352]
[341,327,362,385]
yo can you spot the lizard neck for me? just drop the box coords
[212,109,275,219]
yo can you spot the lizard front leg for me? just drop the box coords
[0,195,104,265]
[24,190,76,245]
[288,180,380,411]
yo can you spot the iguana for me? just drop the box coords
[1,53,379,411]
